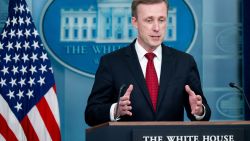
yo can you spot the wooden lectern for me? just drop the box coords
[86,121,250,141]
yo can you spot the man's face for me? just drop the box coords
[132,2,167,51]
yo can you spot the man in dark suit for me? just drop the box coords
[85,0,211,126]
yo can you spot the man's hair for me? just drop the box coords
[131,0,169,17]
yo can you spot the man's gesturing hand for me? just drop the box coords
[115,84,133,117]
[185,85,204,116]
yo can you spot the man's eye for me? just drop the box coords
[146,19,153,23]
[159,19,166,23]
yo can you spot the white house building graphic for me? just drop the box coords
[60,0,177,43]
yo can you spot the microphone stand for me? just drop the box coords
[229,82,250,111]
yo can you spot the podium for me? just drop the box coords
[86,121,250,141]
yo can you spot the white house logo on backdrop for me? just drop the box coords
[41,0,196,77]
[216,93,244,118]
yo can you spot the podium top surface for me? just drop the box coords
[86,121,250,132]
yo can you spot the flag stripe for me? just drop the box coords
[27,106,51,141]
[0,95,27,141]
[37,96,61,141]
[53,85,57,93]
[20,116,39,141]
[0,114,18,141]
[45,87,60,127]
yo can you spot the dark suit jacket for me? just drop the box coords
[85,40,211,126]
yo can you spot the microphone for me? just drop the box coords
[229,82,250,111]
[114,84,127,120]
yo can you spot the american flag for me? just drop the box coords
[0,0,61,140]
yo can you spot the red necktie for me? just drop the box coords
[145,53,159,111]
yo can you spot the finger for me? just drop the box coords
[126,111,132,116]
[196,95,202,104]
[194,106,203,115]
[120,85,134,100]
[191,109,195,115]
[119,100,131,106]
[121,111,132,116]
[185,85,195,96]
[120,105,132,111]
[124,84,133,98]
[192,107,200,115]
[120,108,133,116]
[127,106,132,111]
[196,101,202,106]
[120,95,130,101]
[191,104,197,114]
[196,95,202,101]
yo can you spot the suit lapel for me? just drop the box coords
[156,45,176,111]
[124,42,155,111]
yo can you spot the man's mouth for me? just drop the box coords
[150,35,161,40]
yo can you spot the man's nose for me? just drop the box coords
[153,22,160,32]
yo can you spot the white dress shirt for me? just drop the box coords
[134,40,162,83]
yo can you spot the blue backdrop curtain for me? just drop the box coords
[243,0,250,120]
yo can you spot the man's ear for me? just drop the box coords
[131,17,138,29]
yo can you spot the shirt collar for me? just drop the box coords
[135,39,162,61]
